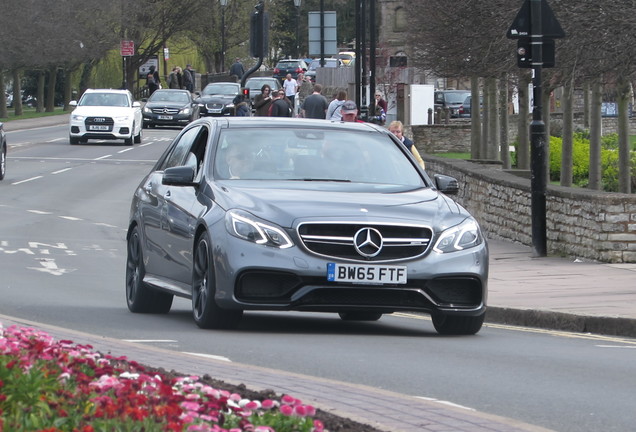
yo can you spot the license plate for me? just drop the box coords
[327,263,407,284]
[158,115,173,120]
[88,125,109,131]
[210,108,222,113]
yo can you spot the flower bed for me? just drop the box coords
[0,322,376,432]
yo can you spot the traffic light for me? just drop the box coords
[242,88,250,99]
[249,6,269,58]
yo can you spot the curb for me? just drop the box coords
[487,307,636,338]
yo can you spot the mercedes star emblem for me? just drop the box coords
[353,227,383,258]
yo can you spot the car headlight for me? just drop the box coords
[71,114,85,121]
[226,103,235,108]
[114,115,131,122]
[143,106,152,114]
[433,218,483,253]
[225,209,293,249]
[181,108,191,115]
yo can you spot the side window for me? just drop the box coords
[160,126,202,170]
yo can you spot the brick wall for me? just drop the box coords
[423,156,636,263]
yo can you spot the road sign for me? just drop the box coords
[507,0,565,39]
[120,40,135,57]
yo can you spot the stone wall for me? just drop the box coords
[410,115,636,154]
[422,156,636,263]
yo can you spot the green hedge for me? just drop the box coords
[548,132,636,192]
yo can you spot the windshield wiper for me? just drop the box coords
[290,178,352,182]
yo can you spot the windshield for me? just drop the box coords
[214,128,425,186]
[309,60,337,70]
[148,91,190,103]
[79,93,130,107]
[203,84,239,96]
[445,92,470,104]
[276,61,301,69]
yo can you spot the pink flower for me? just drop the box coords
[261,399,278,410]
[293,405,307,416]
[281,394,297,405]
[280,404,294,416]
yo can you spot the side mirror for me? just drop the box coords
[434,174,459,195]
[133,101,141,108]
[163,166,197,186]
[69,100,78,107]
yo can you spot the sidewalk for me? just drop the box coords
[487,238,636,337]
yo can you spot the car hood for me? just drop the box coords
[145,101,190,110]
[196,95,235,104]
[71,106,136,116]
[211,182,466,229]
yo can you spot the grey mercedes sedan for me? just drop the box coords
[125,117,488,335]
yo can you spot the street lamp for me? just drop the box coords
[294,0,302,58]
[220,0,228,73]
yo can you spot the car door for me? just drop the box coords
[140,126,200,281]
[161,126,210,285]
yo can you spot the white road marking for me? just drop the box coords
[52,168,72,174]
[595,345,636,349]
[94,222,118,228]
[46,138,66,143]
[123,340,178,343]
[94,155,112,160]
[59,216,82,221]
[182,352,232,363]
[118,148,134,154]
[12,176,43,185]
[28,210,52,214]
[27,258,76,276]
[415,396,476,411]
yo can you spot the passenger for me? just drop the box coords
[388,120,425,169]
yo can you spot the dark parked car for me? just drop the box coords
[142,89,199,128]
[458,95,483,118]
[125,117,489,335]
[195,83,241,116]
[0,122,6,181]
[304,58,344,83]
[273,59,308,83]
[434,90,471,118]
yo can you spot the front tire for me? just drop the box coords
[134,125,142,143]
[126,226,173,313]
[432,312,485,335]
[69,136,79,145]
[192,234,242,329]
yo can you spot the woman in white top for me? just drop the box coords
[326,90,348,120]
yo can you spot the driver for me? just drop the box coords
[225,145,254,179]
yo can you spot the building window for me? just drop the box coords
[394,7,406,32]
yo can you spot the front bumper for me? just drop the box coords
[70,117,133,140]
[142,112,191,126]
[211,225,488,316]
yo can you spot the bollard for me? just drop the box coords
[428,108,433,125]
[444,107,450,124]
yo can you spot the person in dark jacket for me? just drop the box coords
[229,58,245,79]
[253,84,274,116]
[269,91,292,117]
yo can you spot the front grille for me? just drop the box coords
[85,117,114,131]
[298,222,432,262]
[152,108,180,115]
[206,103,223,110]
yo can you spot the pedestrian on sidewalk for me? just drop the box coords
[301,84,329,119]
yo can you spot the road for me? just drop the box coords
[1,124,635,432]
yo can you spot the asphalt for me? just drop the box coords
[3,113,636,431]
